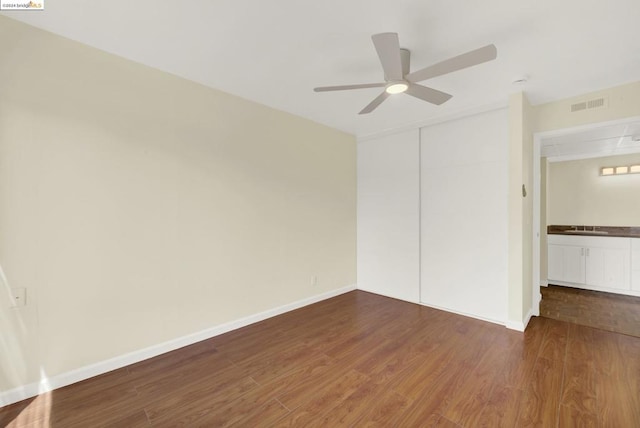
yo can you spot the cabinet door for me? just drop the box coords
[586,247,630,290]
[586,247,631,290]
[585,247,605,287]
[632,244,640,291]
[563,246,586,284]
[548,244,585,284]
[548,245,564,281]
[603,248,629,290]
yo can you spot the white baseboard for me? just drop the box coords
[506,307,534,332]
[356,287,420,305]
[418,301,506,327]
[540,280,549,287]
[532,291,542,317]
[0,284,356,407]
[548,280,640,298]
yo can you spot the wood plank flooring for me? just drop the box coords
[541,284,640,337]
[2,290,640,427]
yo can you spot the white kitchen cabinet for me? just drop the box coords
[632,239,640,292]
[547,235,632,295]
[547,244,564,282]
[548,244,585,284]
[585,246,629,290]
[566,246,588,284]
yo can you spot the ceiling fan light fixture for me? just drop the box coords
[314,33,497,114]
[385,82,408,94]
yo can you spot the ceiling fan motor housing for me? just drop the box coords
[383,48,411,80]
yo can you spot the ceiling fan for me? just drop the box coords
[314,33,497,114]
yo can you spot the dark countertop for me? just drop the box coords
[547,225,640,238]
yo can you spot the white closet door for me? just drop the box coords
[357,129,420,303]
[420,109,508,323]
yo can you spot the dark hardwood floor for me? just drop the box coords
[2,290,640,427]
[541,284,640,338]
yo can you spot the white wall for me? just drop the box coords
[547,153,640,226]
[420,109,508,323]
[357,130,420,303]
[0,16,356,399]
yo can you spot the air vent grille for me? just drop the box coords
[570,97,608,113]
[570,102,587,112]
[587,98,605,109]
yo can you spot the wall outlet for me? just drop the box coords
[11,287,27,307]
[311,276,318,287]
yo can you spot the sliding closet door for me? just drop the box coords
[420,109,508,323]
[357,130,420,303]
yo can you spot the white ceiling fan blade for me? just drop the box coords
[406,44,497,83]
[314,83,386,92]
[359,91,390,114]
[405,84,452,105]
[372,33,403,81]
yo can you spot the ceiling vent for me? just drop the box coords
[570,97,608,113]
[570,101,587,112]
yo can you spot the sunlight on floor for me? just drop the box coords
[5,391,52,427]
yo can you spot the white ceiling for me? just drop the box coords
[3,0,640,137]
[542,120,640,162]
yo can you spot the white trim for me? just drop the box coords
[418,301,506,327]
[533,291,542,315]
[540,280,549,287]
[548,281,640,298]
[534,116,640,141]
[357,100,507,142]
[506,308,534,332]
[357,287,420,305]
[546,146,640,163]
[0,284,356,407]
[533,132,541,318]
[418,128,422,305]
[359,289,510,329]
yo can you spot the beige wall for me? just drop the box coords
[507,92,534,327]
[548,153,640,226]
[0,16,356,392]
[521,96,534,319]
[534,81,640,132]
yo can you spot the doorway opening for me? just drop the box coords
[533,117,640,335]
